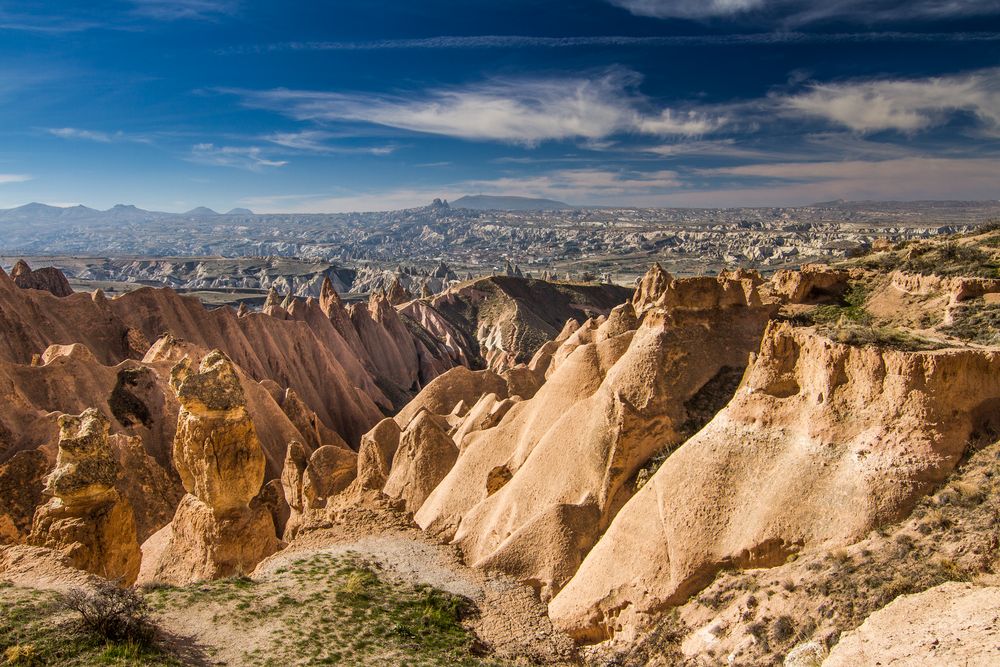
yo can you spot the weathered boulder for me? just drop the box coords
[28,409,141,584]
[169,351,265,514]
[279,441,357,540]
[769,264,851,304]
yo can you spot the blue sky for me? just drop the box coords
[0,0,998,212]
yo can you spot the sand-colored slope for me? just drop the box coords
[550,320,1000,642]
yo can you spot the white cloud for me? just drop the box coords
[0,174,31,184]
[130,0,238,21]
[46,127,153,144]
[610,0,763,19]
[608,0,999,23]
[232,154,1000,212]
[784,68,1000,134]
[463,169,682,200]
[637,109,728,135]
[685,157,1000,205]
[48,127,112,142]
[188,144,287,170]
[224,32,1000,56]
[783,69,1000,133]
[239,169,684,213]
[229,71,726,145]
[263,130,397,155]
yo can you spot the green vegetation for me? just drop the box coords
[860,239,1000,278]
[942,299,1000,345]
[809,283,872,326]
[2,553,501,666]
[144,552,498,666]
[791,282,947,351]
[0,587,180,666]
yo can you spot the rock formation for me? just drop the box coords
[549,320,1000,642]
[768,263,851,304]
[0,450,48,544]
[280,440,358,540]
[149,351,278,584]
[28,409,141,584]
[401,276,631,373]
[10,260,73,297]
[822,583,1000,666]
[383,410,458,514]
[355,418,401,491]
[416,270,775,600]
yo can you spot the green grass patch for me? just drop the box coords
[0,588,181,666]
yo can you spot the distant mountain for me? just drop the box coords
[226,208,254,215]
[452,195,573,211]
[0,203,99,223]
[184,207,219,217]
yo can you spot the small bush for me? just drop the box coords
[771,615,796,644]
[58,580,155,646]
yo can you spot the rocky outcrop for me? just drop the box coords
[386,277,414,305]
[549,321,1000,643]
[768,264,851,304]
[394,366,510,429]
[631,263,671,314]
[149,352,278,584]
[280,440,358,540]
[402,276,631,373]
[28,409,141,584]
[383,410,458,514]
[11,260,73,297]
[824,583,1000,666]
[417,272,774,600]
[0,263,466,449]
[355,418,401,491]
[111,433,182,544]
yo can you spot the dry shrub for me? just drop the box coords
[57,580,155,645]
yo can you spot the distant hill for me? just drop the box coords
[184,207,219,217]
[452,195,573,211]
[226,208,254,216]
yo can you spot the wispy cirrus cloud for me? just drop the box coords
[0,1,238,33]
[0,174,32,184]
[221,31,1000,55]
[783,68,1000,134]
[608,0,1000,24]
[46,127,152,143]
[129,0,239,21]
[188,143,287,170]
[0,10,105,33]
[263,130,398,155]
[681,156,1000,204]
[226,70,726,145]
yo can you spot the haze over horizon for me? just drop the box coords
[2,0,999,213]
